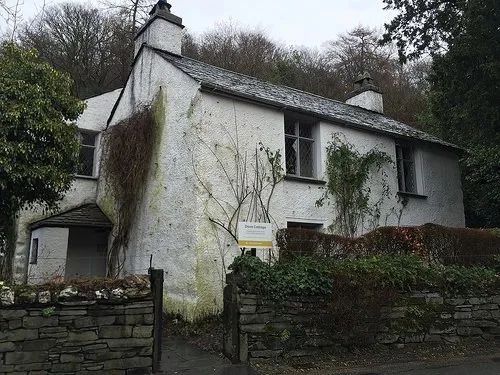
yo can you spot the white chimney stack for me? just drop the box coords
[345,72,384,114]
[134,0,184,57]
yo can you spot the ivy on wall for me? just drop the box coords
[0,217,16,281]
[229,253,500,341]
[101,105,158,277]
[316,134,393,237]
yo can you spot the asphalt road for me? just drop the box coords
[163,336,500,375]
[335,355,500,374]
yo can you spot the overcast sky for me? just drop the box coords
[4,0,397,49]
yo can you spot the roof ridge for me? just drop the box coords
[153,46,352,107]
[149,45,460,151]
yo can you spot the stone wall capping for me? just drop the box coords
[0,274,156,374]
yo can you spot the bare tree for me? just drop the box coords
[182,22,345,101]
[326,26,396,85]
[268,46,344,100]
[325,26,429,127]
[18,3,134,98]
[1,0,24,40]
[183,21,279,79]
[100,0,155,32]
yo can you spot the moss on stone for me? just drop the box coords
[98,192,116,223]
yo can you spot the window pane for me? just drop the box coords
[402,146,413,161]
[285,136,297,174]
[79,146,95,176]
[287,222,322,230]
[285,119,296,135]
[397,160,404,191]
[403,161,416,192]
[299,139,314,177]
[80,132,96,146]
[395,144,403,161]
[30,238,38,265]
[299,123,313,138]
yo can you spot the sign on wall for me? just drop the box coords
[237,222,273,248]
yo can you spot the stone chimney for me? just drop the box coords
[134,0,184,57]
[345,72,384,114]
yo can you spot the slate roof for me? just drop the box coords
[30,204,113,229]
[155,48,459,151]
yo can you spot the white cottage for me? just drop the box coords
[12,1,464,318]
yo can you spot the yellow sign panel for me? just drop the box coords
[238,240,273,247]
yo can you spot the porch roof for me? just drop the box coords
[30,204,113,230]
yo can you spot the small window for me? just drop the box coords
[30,238,39,265]
[78,131,97,177]
[287,222,323,231]
[395,142,417,193]
[285,115,316,178]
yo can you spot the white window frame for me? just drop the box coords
[284,114,317,178]
[77,130,98,178]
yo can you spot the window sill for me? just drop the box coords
[397,191,427,199]
[75,175,98,181]
[284,175,326,185]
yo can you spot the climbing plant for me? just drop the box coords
[187,120,284,284]
[316,134,392,237]
[101,105,158,277]
[0,217,16,281]
[190,132,284,242]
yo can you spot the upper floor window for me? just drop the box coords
[395,142,417,193]
[285,115,316,178]
[78,131,97,177]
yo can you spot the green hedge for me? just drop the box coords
[229,254,500,301]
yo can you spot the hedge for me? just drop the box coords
[276,224,500,266]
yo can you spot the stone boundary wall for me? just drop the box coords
[0,275,155,374]
[223,280,500,363]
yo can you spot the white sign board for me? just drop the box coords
[237,222,273,248]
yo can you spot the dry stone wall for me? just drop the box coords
[0,275,154,374]
[224,282,500,363]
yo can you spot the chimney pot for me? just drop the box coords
[346,72,384,114]
[149,0,172,16]
[134,0,184,57]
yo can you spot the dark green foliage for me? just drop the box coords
[331,254,425,291]
[230,252,500,343]
[383,0,500,227]
[0,42,84,218]
[316,134,393,237]
[427,0,500,146]
[381,0,467,62]
[0,42,84,279]
[437,264,498,295]
[461,146,500,227]
[229,253,500,300]
[426,0,500,227]
[229,255,333,301]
